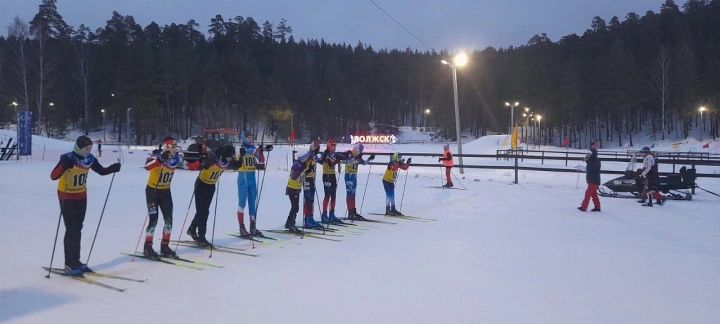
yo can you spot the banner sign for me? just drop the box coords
[350,134,397,145]
[17,111,32,156]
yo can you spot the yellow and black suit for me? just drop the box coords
[50,152,119,268]
[188,153,242,239]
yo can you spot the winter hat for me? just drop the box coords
[391,152,401,163]
[74,135,93,156]
[640,146,651,153]
[162,136,177,151]
[443,143,450,151]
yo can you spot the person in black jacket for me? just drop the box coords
[578,145,601,212]
[50,135,121,276]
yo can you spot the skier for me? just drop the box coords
[320,138,347,224]
[345,143,375,221]
[637,147,664,206]
[96,139,102,157]
[438,144,454,188]
[235,132,272,237]
[50,135,120,276]
[302,140,323,229]
[143,137,199,258]
[578,144,601,212]
[186,145,243,246]
[284,147,318,233]
[382,153,411,216]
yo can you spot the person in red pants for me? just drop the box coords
[438,144,454,188]
[578,145,601,212]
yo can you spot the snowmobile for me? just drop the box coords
[598,152,698,200]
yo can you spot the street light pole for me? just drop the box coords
[505,101,519,134]
[450,64,464,174]
[100,109,106,142]
[126,107,133,148]
[441,52,468,174]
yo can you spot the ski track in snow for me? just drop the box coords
[0,132,719,323]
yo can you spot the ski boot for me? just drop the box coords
[328,211,345,225]
[143,242,159,258]
[250,220,263,237]
[78,263,93,273]
[186,226,199,241]
[238,223,251,238]
[590,208,601,212]
[348,208,367,221]
[160,244,177,258]
[390,206,403,216]
[577,207,586,212]
[285,215,302,234]
[321,212,331,224]
[303,216,323,229]
[195,236,212,247]
[64,264,84,277]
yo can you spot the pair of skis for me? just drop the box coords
[42,267,145,293]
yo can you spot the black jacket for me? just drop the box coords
[585,150,601,184]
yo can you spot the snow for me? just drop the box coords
[1,132,719,323]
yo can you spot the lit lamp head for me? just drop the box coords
[453,52,468,67]
[424,108,431,115]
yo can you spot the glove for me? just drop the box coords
[240,147,247,156]
[406,158,412,164]
[265,144,273,151]
[108,163,121,173]
[368,154,375,161]
[345,150,352,156]
[160,151,171,161]
[313,147,320,155]
[438,158,442,162]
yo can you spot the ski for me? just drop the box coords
[369,213,436,222]
[43,267,146,283]
[122,253,203,270]
[425,186,468,190]
[174,241,259,257]
[341,217,396,225]
[44,268,126,292]
[301,228,344,237]
[161,255,223,268]
[226,233,264,243]
[266,229,342,242]
[172,239,248,251]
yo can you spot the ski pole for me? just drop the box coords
[133,167,163,261]
[46,176,69,278]
[173,189,196,251]
[210,177,221,258]
[314,186,326,233]
[451,170,467,190]
[399,169,409,213]
[440,165,444,189]
[254,148,272,216]
[85,158,119,265]
[358,164,373,216]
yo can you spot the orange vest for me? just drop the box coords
[442,150,454,167]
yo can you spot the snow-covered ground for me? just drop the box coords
[1,131,719,323]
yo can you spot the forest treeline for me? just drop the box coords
[1,0,719,146]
